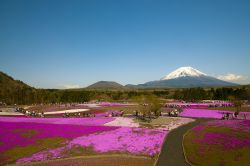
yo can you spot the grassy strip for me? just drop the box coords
[12,154,154,166]
[1,137,66,165]
[182,127,196,166]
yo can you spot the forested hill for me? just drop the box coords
[0,71,92,105]
[0,71,35,104]
[0,71,31,89]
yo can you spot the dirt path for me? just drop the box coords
[156,118,209,166]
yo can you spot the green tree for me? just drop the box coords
[132,95,162,120]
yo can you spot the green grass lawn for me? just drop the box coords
[98,105,140,114]
[134,116,179,126]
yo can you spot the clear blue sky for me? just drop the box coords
[1,0,250,88]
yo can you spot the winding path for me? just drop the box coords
[156,118,209,166]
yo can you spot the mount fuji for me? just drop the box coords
[136,66,237,88]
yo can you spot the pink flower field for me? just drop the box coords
[0,117,167,164]
[183,120,250,165]
[165,101,233,109]
[70,127,166,156]
[179,108,250,119]
[0,117,114,126]
[0,121,117,152]
[192,120,250,150]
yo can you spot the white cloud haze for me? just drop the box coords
[62,84,81,89]
[217,74,248,82]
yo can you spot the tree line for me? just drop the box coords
[0,86,170,105]
[0,86,249,105]
[173,87,249,101]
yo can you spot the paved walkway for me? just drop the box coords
[156,118,209,166]
[44,109,89,115]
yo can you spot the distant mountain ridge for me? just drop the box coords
[86,81,125,90]
[140,76,237,88]
[0,67,239,91]
[0,71,245,105]
[81,67,241,89]
[137,67,237,88]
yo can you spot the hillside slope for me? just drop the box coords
[0,71,34,104]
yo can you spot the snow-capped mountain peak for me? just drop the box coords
[161,66,207,80]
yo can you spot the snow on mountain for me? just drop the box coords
[161,66,207,80]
